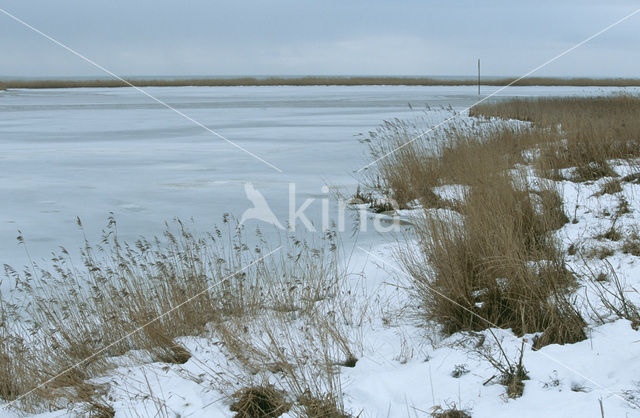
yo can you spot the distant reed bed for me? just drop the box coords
[2,76,640,89]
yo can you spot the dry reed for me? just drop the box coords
[3,77,640,90]
[471,95,640,181]
[364,98,606,347]
[0,217,354,415]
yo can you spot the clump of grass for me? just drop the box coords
[622,231,640,256]
[147,333,191,365]
[431,403,472,418]
[0,291,115,412]
[571,161,618,182]
[570,382,590,393]
[621,383,640,408]
[583,246,615,260]
[80,392,115,418]
[543,372,561,389]
[531,300,587,349]
[297,392,350,418]
[341,355,358,368]
[451,364,470,378]
[595,179,623,196]
[602,227,622,241]
[362,114,448,207]
[351,185,399,213]
[594,272,609,282]
[616,195,631,215]
[597,227,622,242]
[230,385,290,418]
[471,95,640,181]
[497,350,529,398]
[403,171,582,344]
[535,188,570,230]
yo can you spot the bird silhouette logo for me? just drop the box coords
[239,183,285,229]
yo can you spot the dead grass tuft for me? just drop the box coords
[341,355,358,368]
[597,227,622,242]
[182,228,356,418]
[622,231,640,256]
[431,405,472,418]
[531,300,587,349]
[583,246,615,260]
[230,385,290,418]
[84,399,115,418]
[571,161,618,182]
[298,392,351,418]
[402,171,582,344]
[595,179,623,196]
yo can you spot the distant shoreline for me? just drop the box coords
[2,76,640,89]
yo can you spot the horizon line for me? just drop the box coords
[2,75,640,89]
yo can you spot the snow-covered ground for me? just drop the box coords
[12,182,640,417]
[2,85,640,417]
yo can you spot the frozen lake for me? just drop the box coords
[0,85,636,273]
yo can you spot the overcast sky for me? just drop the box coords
[0,1,638,78]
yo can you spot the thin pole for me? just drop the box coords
[477,59,481,95]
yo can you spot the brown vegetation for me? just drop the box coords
[0,218,355,416]
[431,406,472,418]
[3,76,640,89]
[230,385,290,418]
[471,95,640,181]
[400,169,584,345]
[363,97,640,348]
[365,113,560,207]
[589,262,640,330]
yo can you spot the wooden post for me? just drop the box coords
[477,59,481,96]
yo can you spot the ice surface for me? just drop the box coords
[2,85,640,416]
[2,85,636,274]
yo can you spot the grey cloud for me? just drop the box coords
[0,0,638,77]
